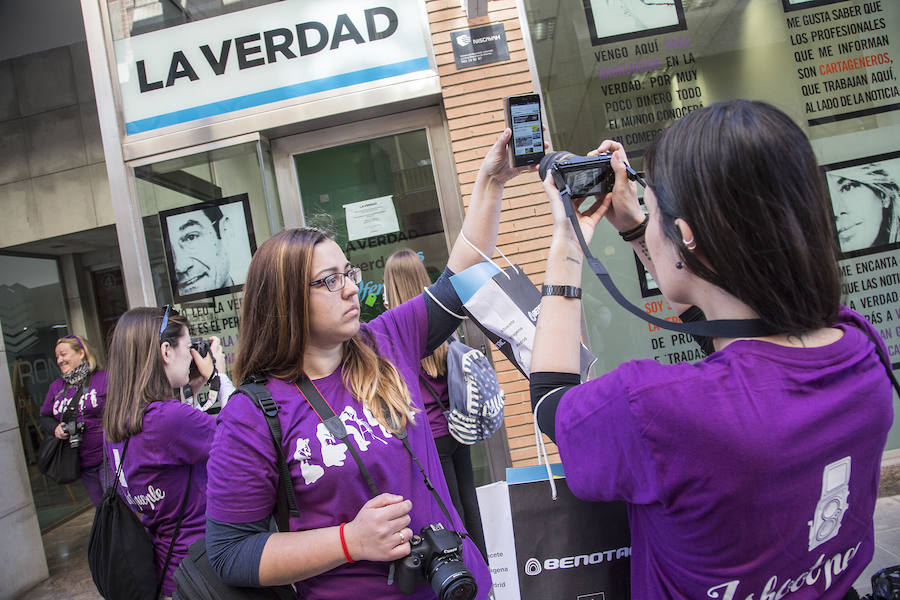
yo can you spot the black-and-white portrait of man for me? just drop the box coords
[160,194,257,302]
[824,154,900,259]
[585,0,686,46]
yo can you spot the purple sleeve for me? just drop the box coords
[41,378,64,417]
[366,294,429,363]
[157,401,217,464]
[555,362,663,505]
[206,392,279,524]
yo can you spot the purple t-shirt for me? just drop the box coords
[556,307,893,600]
[41,370,108,468]
[207,296,491,599]
[419,369,451,439]
[106,400,216,595]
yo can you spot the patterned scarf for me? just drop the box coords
[62,361,91,387]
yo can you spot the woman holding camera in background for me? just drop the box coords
[383,249,488,561]
[203,129,535,600]
[530,100,893,599]
[40,334,108,506]
[103,306,228,597]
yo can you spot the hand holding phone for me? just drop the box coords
[504,94,545,168]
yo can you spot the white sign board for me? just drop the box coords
[345,196,400,241]
[115,0,433,134]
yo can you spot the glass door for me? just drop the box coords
[0,254,92,529]
[273,108,511,484]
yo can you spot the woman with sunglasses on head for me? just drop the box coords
[40,334,108,506]
[529,100,893,599]
[204,130,534,600]
[103,306,230,598]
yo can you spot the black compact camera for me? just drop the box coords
[188,338,211,378]
[63,420,85,448]
[539,150,616,199]
[392,524,477,600]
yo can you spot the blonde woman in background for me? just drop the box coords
[40,334,107,505]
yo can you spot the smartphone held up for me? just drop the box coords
[504,94,545,168]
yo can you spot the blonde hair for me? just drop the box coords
[234,228,416,433]
[383,249,448,378]
[56,334,99,371]
[103,307,189,442]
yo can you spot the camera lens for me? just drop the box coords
[430,559,476,600]
[538,151,574,180]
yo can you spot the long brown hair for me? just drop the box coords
[56,334,100,371]
[234,228,415,433]
[384,249,448,378]
[103,307,188,442]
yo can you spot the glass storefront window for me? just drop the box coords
[135,140,282,394]
[0,254,93,529]
[294,128,448,323]
[523,0,900,449]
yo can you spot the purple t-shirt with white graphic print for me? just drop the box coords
[207,296,491,600]
[41,370,108,468]
[556,307,893,600]
[106,400,216,595]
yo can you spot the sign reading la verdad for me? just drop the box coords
[115,0,434,134]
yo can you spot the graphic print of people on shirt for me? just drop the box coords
[298,405,391,485]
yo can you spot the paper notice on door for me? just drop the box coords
[345,196,400,241]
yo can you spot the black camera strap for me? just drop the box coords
[295,375,460,531]
[554,175,777,339]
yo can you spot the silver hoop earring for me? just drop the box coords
[682,236,696,251]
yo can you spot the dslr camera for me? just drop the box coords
[539,151,616,199]
[392,523,477,600]
[63,420,85,448]
[188,338,211,378]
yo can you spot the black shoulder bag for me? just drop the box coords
[173,379,297,600]
[37,379,90,484]
[88,438,192,600]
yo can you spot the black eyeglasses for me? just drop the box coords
[159,305,171,341]
[309,267,362,293]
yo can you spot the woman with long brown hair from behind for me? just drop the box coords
[104,306,228,598]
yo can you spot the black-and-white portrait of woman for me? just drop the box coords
[825,154,900,258]
[585,0,686,46]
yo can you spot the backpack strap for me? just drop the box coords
[418,373,449,413]
[159,464,193,591]
[296,376,380,497]
[238,377,300,531]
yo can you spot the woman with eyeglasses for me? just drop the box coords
[103,306,230,598]
[39,334,108,506]
[203,130,535,599]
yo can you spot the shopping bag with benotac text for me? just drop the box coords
[450,255,596,379]
[479,464,631,600]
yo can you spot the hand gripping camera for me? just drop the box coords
[63,419,85,448]
[188,338,211,379]
[539,151,617,199]
[392,523,477,600]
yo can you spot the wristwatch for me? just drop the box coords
[541,285,582,299]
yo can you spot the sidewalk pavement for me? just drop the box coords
[16,495,900,599]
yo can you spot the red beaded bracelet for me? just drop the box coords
[339,522,354,563]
